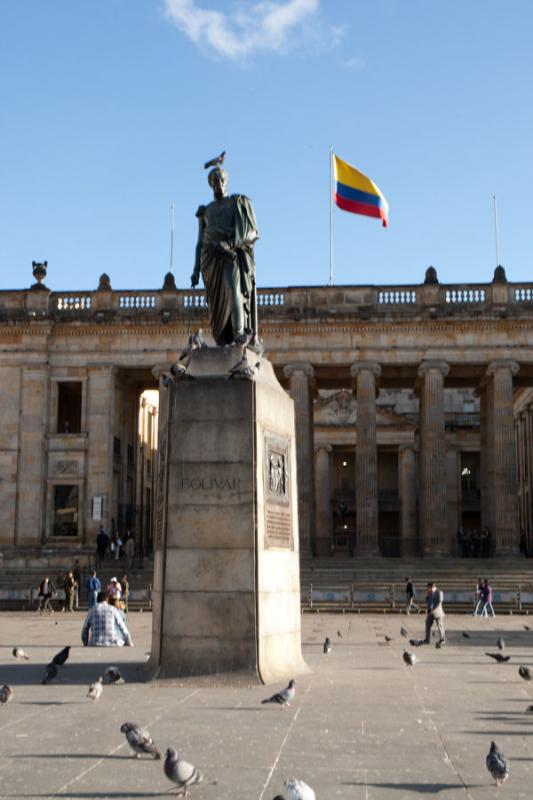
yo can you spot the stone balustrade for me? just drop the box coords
[1,275,533,321]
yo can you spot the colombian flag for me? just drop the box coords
[333,154,389,227]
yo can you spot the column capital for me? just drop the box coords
[350,361,381,379]
[283,362,315,380]
[315,444,333,455]
[486,359,520,378]
[398,443,418,455]
[417,360,449,379]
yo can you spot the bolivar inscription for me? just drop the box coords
[180,477,241,491]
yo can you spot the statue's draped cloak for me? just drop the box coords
[197,194,259,345]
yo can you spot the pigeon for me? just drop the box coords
[12,647,29,660]
[87,677,103,702]
[42,662,58,684]
[486,740,509,786]
[120,722,161,759]
[337,630,343,638]
[384,635,393,642]
[462,632,471,639]
[323,637,332,654]
[283,778,316,800]
[261,679,296,708]
[526,705,533,713]
[519,665,532,681]
[401,626,409,638]
[105,666,125,684]
[403,650,417,666]
[164,747,203,795]
[485,653,510,663]
[409,639,422,648]
[52,646,70,666]
[524,625,531,631]
[0,684,14,704]
[203,150,225,170]
[497,636,505,651]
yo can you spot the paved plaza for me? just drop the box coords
[0,611,532,799]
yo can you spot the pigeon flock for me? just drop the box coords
[4,614,532,797]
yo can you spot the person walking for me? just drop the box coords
[37,576,56,614]
[107,577,122,600]
[85,570,101,609]
[64,571,77,613]
[423,582,446,646]
[480,579,496,618]
[473,578,484,616]
[405,577,420,614]
[72,560,81,610]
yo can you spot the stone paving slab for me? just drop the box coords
[0,611,533,799]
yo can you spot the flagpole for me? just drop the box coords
[492,195,500,267]
[328,146,334,286]
[169,203,175,273]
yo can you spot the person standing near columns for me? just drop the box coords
[283,363,316,554]
[350,362,381,556]
[417,361,449,556]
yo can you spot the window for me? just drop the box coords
[57,382,82,433]
[52,485,79,537]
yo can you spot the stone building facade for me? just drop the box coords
[1,263,532,561]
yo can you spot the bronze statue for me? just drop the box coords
[191,166,259,346]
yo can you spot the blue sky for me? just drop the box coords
[1,0,532,291]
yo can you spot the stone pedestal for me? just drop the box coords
[148,347,307,685]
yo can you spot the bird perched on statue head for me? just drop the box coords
[261,679,296,709]
[12,647,29,660]
[519,665,532,681]
[283,778,316,800]
[120,722,161,759]
[164,747,203,795]
[0,685,14,704]
[486,741,509,786]
[52,646,70,666]
[323,637,332,654]
[203,150,225,170]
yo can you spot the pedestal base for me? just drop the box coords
[147,346,308,685]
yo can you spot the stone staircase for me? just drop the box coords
[1,553,532,613]
[0,557,155,611]
[300,556,533,613]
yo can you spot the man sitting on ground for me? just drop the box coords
[81,591,133,647]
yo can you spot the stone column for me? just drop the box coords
[350,362,381,556]
[283,363,315,554]
[314,445,332,556]
[486,360,520,553]
[446,446,461,553]
[417,360,450,555]
[398,444,417,556]
[15,365,49,545]
[478,387,494,533]
[85,365,116,544]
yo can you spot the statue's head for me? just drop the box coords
[208,167,228,198]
